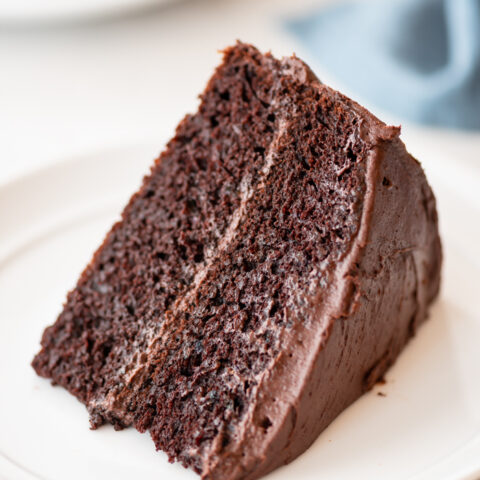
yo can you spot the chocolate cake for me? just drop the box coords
[32,43,442,480]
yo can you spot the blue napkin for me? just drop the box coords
[287,0,480,130]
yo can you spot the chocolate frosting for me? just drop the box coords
[200,61,441,480]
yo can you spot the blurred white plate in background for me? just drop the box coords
[0,0,178,24]
[0,139,479,480]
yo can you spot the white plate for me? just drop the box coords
[0,0,177,24]
[0,140,479,480]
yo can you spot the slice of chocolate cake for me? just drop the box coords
[32,43,441,480]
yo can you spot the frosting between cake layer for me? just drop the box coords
[87,117,291,427]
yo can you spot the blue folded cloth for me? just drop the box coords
[287,0,480,130]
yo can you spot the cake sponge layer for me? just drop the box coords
[33,43,441,480]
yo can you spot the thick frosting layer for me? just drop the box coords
[199,68,441,479]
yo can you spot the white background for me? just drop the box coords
[1,0,479,185]
[0,0,329,185]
